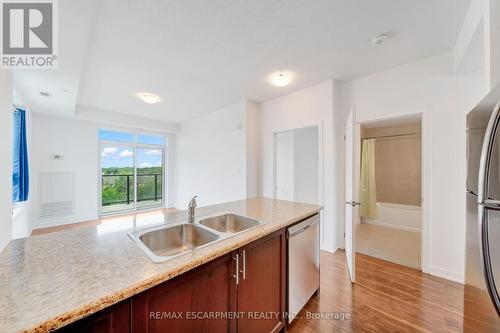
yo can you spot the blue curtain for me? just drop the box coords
[12,108,29,202]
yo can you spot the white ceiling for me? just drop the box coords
[13,0,97,117]
[14,0,471,124]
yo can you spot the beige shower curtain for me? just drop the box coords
[360,139,377,218]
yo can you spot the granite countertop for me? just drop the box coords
[0,198,322,333]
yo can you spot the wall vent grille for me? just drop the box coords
[39,172,74,217]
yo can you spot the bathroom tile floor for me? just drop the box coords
[356,223,421,269]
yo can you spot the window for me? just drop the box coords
[99,129,167,214]
[138,134,166,146]
[98,129,134,143]
[12,108,29,203]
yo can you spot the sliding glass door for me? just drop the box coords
[100,145,135,214]
[99,130,166,215]
[136,147,164,209]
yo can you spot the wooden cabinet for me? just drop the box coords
[236,230,286,333]
[58,300,130,333]
[131,254,236,333]
[57,229,285,333]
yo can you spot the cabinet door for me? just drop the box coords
[237,230,285,333]
[132,253,237,333]
[57,300,130,333]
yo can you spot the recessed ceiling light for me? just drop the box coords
[270,72,292,87]
[136,92,162,104]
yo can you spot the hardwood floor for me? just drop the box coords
[287,250,500,333]
[31,208,178,236]
[31,217,500,332]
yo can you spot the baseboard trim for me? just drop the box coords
[321,243,337,254]
[99,204,167,218]
[23,227,32,239]
[429,265,464,284]
[362,219,421,233]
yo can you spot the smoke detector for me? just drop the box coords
[371,33,390,47]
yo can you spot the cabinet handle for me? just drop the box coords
[240,250,246,280]
[233,254,239,285]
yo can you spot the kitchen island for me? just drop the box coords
[0,198,322,332]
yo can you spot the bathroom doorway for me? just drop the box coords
[356,116,422,269]
[274,126,320,205]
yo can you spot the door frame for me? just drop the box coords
[353,111,429,273]
[344,107,361,282]
[273,130,295,201]
[272,123,325,243]
[98,138,167,217]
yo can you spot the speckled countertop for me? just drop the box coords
[0,198,322,333]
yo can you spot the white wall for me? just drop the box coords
[12,204,32,239]
[274,127,320,204]
[485,0,500,89]
[0,71,13,252]
[259,81,336,252]
[338,52,487,282]
[30,115,175,229]
[294,126,319,204]
[246,101,259,198]
[454,0,500,89]
[176,101,249,209]
[31,116,99,228]
[165,133,177,208]
[275,131,295,201]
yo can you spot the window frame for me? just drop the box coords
[98,128,168,216]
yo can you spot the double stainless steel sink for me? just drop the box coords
[129,213,261,263]
[199,214,260,233]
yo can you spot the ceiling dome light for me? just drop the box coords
[271,72,292,87]
[136,92,162,104]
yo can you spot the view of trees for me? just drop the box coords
[102,167,163,206]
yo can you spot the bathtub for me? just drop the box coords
[361,202,421,232]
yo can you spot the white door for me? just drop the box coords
[275,131,295,200]
[344,109,360,283]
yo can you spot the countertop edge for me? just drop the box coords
[24,208,322,333]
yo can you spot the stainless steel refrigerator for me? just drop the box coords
[466,85,500,331]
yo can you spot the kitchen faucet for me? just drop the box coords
[188,196,197,223]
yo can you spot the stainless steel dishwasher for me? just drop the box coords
[287,213,320,323]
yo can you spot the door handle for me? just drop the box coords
[240,250,246,280]
[287,219,319,238]
[478,102,500,205]
[477,102,500,316]
[478,206,500,315]
[233,254,239,285]
[345,201,361,207]
[479,199,500,211]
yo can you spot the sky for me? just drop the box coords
[101,146,163,169]
[99,130,165,169]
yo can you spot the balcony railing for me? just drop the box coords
[101,174,163,207]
